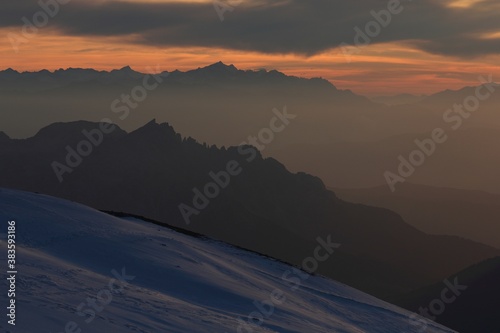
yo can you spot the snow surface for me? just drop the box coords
[0,188,456,333]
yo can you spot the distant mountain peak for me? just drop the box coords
[198,61,238,73]
[210,61,236,68]
[54,67,99,73]
[0,68,20,79]
[110,66,142,78]
[3,68,18,74]
[119,65,134,72]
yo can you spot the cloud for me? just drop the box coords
[2,0,500,58]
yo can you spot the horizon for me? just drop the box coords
[1,1,500,332]
[2,0,500,95]
[1,61,498,98]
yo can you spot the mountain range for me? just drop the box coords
[336,183,500,249]
[0,119,498,303]
[1,63,499,194]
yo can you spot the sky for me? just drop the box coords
[1,0,499,96]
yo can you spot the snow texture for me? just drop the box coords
[0,188,456,333]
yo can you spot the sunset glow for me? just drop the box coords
[1,0,499,96]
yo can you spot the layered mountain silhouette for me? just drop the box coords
[371,93,427,106]
[397,257,500,333]
[336,183,500,249]
[269,128,500,193]
[1,63,499,194]
[0,120,498,302]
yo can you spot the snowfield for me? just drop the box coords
[0,188,455,333]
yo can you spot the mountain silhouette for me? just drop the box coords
[397,256,500,333]
[0,120,498,302]
[336,183,500,248]
[1,63,499,195]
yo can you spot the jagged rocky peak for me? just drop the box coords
[129,119,182,142]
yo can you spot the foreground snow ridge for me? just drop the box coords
[0,188,455,333]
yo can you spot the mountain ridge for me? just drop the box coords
[397,256,500,333]
[335,182,500,248]
[2,62,497,99]
[0,119,498,303]
[0,61,338,89]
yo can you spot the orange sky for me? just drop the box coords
[1,0,499,96]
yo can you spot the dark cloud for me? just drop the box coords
[2,0,500,57]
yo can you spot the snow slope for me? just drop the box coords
[0,188,455,333]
